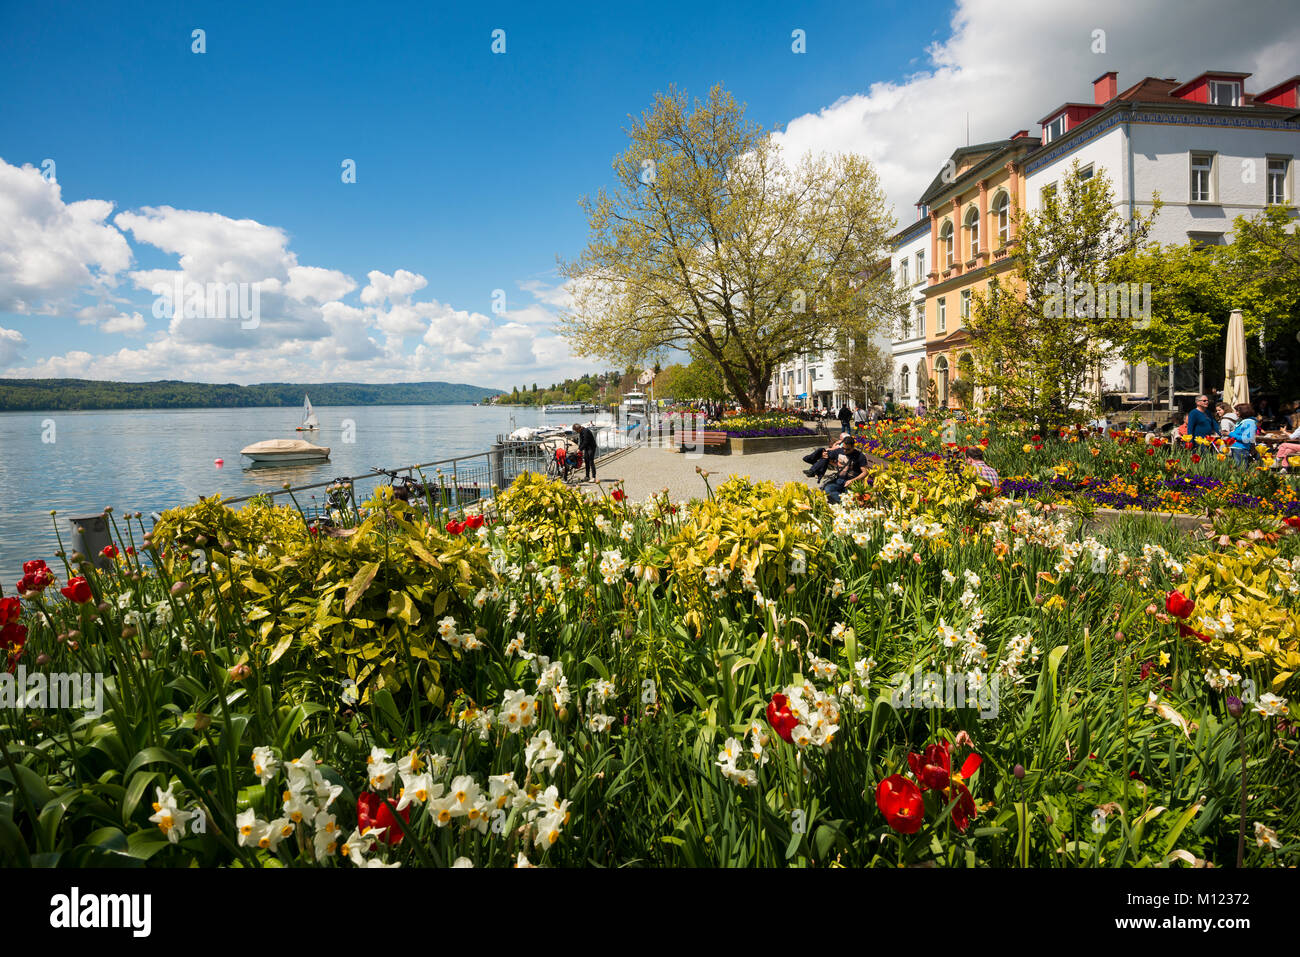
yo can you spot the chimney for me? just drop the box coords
[1010,129,1029,139]
[1093,71,1118,104]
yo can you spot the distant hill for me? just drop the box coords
[0,378,503,412]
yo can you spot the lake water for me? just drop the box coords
[0,404,584,582]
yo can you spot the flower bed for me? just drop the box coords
[1,468,1297,868]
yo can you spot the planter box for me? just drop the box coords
[1085,507,1204,533]
[727,434,825,456]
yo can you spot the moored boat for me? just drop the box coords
[240,439,331,464]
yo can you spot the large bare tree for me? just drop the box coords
[558,85,902,410]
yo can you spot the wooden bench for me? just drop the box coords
[673,430,729,452]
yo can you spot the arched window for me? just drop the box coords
[964,206,980,259]
[900,365,910,398]
[935,355,950,407]
[940,221,954,267]
[992,191,1010,246]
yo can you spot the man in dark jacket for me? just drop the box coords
[838,403,852,434]
[1186,394,1217,439]
[572,423,599,481]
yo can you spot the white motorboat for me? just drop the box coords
[620,391,648,417]
[296,394,320,431]
[542,402,596,414]
[508,425,571,442]
[240,438,331,464]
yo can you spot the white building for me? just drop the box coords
[1023,70,1300,400]
[888,215,931,408]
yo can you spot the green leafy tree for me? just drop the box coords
[967,162,1156,428]
[559,84,904,411]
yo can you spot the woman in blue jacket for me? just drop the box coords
[1227,403,1257,466]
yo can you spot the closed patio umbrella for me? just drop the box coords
[1223,309,1249,408]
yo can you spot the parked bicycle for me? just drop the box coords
[371,466,434,510]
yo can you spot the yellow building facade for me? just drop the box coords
[918,138,1036,408]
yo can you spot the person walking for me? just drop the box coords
[838,403,852,434]
[1186,394,1217,439]
[572,422,599,482]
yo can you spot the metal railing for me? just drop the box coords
[214,434,639,522]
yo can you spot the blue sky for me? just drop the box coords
[0,0,1293,389]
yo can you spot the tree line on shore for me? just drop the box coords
[0,379,499,412]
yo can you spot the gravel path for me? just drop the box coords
[578,445,829,503]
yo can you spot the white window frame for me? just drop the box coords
[941,223,954,267]
[900,366,910,399]
[914,302,924,339]
[1266,156,1290,205]
[915,250,925,281]
[938,297,947,333]
[899,259,908,287]
[965,206,980,258]
[961,289,971,321]
[1190,152,1216,203]
[1208,80,1241,107]
[1044,114,1066,143]
[1078,164,1095,181]
[994,193,1010,246]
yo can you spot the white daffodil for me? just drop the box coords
[1254,693,1288,718]
[313,812,341,860]
[236,808,267,848]
[252,746,279,785]
[1254,822,1282,849]
[396,772,441,811]
[147,784,193,844]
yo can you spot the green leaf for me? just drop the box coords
[344,561,381,613]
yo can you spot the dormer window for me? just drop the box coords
[1208,80,1241,106]
[1044,114,1067,143]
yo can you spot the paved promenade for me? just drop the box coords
[581,445,826,502]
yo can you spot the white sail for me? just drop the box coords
[301,394,319,429]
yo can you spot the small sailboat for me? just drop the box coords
[296,394,320,431]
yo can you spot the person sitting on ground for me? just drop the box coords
[823,436,868,505]
[1186,394,1217,439]
[1227,404,1258,466]
[802,433,848,479]
[964,446,999,486]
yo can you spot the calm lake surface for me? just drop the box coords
[0,404,570,582]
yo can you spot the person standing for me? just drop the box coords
[572,422,599,482]
[838,403,852,434]
[853,405,867,428]
[1186,394,1216,439]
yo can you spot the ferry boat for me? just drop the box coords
[620,391,649,419]
[542,402,596,414]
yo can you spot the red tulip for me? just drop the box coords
[908,741,952,791]
[356,791,409,845]
[464,514,485,530]
[445,520,464,535]
[1165,590,1195,620]
[979,438,988,447]
[101,544,119,559]
[1191,454,1201,464]
[60,576,93,604]
[1178,623,1212,643]
[0,597,20,628]
[16,559,55,595]
[612,489,626,502]
[948,781,977,832]
[766,693,797,742]
[1286,517,1300,529]
[877,774,924,834]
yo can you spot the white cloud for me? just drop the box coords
[0,159,132,313]
[101,311,146,334]
[360,268,427,306]
[0,326,26,367]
